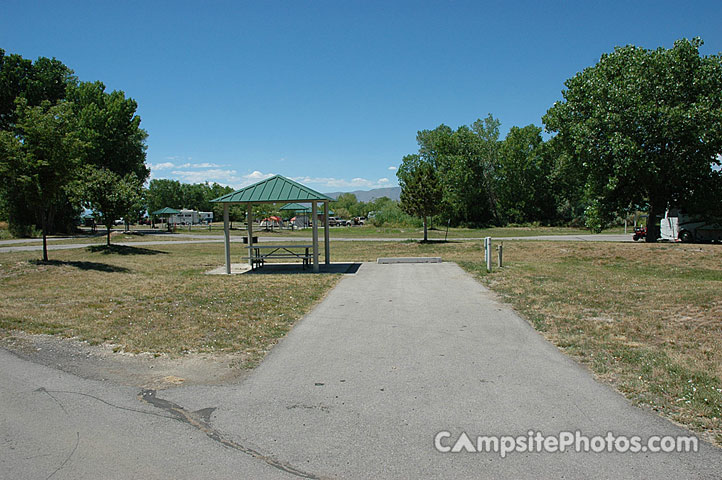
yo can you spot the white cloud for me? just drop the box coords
[150,165,396,192]
[388,166,397,171]
[171,168,241,185]
[150,162,176,170]
[246,170,275,181]
[160,169,276,189]
[291,176,396,190]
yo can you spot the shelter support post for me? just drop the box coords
[223,204,231,274]
[312,201,319,273]
[247,204,254,266]
[324,201,330,265]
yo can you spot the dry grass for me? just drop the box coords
[1,238,719,444]
[328,239,722,446]
[0,243,339,367]
[477,242,722,446]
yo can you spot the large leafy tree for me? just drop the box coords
[74,167,143,246]
[67,81,149,181]
[0,100,85,260]
[147,178,184,214]
[543,38,722,240]
[0,50,78,235]
[414,114,502,226]
[0,49,74,130]
[496,125,555,223]
[397,154,443,241]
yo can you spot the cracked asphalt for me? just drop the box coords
[1,262,720,479]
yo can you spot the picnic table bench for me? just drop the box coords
[248,244,314,269]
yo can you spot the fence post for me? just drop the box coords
[498,242,503,268]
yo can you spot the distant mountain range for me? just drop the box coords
[325,186,401,202]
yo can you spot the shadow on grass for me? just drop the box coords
[87,244,168,255]
[401,239,460,244]
[30,259,129,273]
[244,262,361,275]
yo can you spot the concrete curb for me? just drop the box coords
[376,257,442,264]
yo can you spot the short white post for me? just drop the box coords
[485,237,492,272]
[223,204,231,274]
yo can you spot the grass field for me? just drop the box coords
[162,223,624,238]
[1,224,626,248]
[0,238,719,445]
[0,243,340,367]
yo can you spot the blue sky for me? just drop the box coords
[2,1,721,191]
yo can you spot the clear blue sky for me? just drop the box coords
[2,0,721,191]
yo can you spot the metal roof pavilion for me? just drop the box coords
[151,207,181,215]
[211,175,331,273]
[211,175,332,204]
[279,203,311,213]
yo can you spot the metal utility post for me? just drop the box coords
[324,201,330,265]
[223,204,231,274]
[485,237,492,272]
[311,201,319,273]
[247,204,254,266]
[498,241,503,268]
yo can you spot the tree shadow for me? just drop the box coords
[30,259,129,273]
[87,245,168,256]
[402,239,459,244]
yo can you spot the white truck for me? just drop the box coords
[660,209,722,243]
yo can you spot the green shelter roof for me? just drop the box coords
[211,175,332,203]
[279,203,311,212]
[151,207,181,215]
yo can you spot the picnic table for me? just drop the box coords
[248,244,313,270]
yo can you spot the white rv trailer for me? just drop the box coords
[169,209,197,225]
[660,209,722,243]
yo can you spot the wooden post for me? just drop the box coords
[324,200,330,265]
[223,204,231,274]
[498,242,503,268]
[312,201,319,273]
[247,204,254,267]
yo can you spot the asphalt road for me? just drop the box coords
[2,262,719,479]
[0,233,632,253]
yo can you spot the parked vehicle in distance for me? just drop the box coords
[328,217,339,226]
[336,219,350,226]
[352,217,365,225]
[660,209,722,243]
[632,225,647,241]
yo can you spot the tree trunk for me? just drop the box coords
[41,209,48,262]
[423,216,428,242]
[107,225,111,246]
[645,201,658,243]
